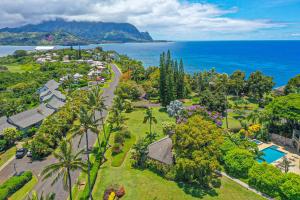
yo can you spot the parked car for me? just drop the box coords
[27,150,32,157]
[16,148,27,159]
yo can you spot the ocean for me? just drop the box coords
[1,41,300,86]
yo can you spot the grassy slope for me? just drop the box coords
[0,146,16,169]
[5,63,38,73]
[10,175,38,200]
[92,108,265,200]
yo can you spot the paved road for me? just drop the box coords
[0,64,121,199]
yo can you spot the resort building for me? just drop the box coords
[38,80,66,103]
[8,104,55,130]
[147,136,174,165]
[0,116,17,135]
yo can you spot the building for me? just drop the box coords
[38,80,65,103]
[35,46,56,51]
[8,104,55,130]
[0,116,17,135]
[46,96,66,111]
[147,136,174,165]
[38,80,60,94]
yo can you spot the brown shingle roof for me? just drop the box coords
[148,136,174,165]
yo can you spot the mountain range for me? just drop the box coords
[0,19,153,45]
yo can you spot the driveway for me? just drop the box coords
[0,63,122,199]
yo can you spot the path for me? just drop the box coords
[218,171,271,200]
[0,63,121,199]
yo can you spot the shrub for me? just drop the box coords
[224,148,254,178]
[114,133,125,144]
[112,143,122,155]
[280,173,300,200]
[0,171,32,200]
[120,128,131,139]
[248,162,284,198]
[103,184,125,200]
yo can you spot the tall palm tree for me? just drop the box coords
[143,108,157,135]
[72,106,98,200]
[96,96,108,145]
[41,139,86,200]
[27,191,56,200]
[86,86,103,146]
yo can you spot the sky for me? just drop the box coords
[0,0,299,40]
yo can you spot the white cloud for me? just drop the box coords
[0,0,284,39]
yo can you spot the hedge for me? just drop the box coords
[0,171,32,200]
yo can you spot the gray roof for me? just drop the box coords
[0,116,16,134]
[41,90,66,102]
[9,104,55,129]
[148,136,174,165]
[45,80,60,91]
[40,89,51,98]
[47,96,65,110]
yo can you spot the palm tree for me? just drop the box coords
[27,191,56,200]
[143,108,157,135]
[41,139,86,200]
[280,156,292,173]
[86,86,103,146]
[114,96,124,112]
[72,106,97,200]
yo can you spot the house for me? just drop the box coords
[147,136,174,165]
[0,116,17,135]
[8,104,55,130]
[46,96,66,111]
[38,80,60,94]
[40,90,66,102]
[292,129,300,153]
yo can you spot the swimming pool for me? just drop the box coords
[258,145,286,163]
[252,139,263,145]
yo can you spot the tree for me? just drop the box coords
[172,115,223,186]
[13,50,27,58]
[280,156,292,173]
[228,70,245,97]
[166,100,183,121]
[247,71,274,102]
[72,106,97,199]
[115,81,142,100]
[224,148,255,178]
[41,139,86,200]
[248,162,284,198]
[143,108,157,135]
[284,74,300,94]
[177,59,185,99]
[159,52,167,106]
[3,127,21,146]
[280,173,300,200]
[27,191,56,200]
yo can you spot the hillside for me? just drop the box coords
[0,19,153,45]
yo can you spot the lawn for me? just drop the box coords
[10,175,38,200]
[92,108,265,200]
[0,146,16,169]
[5,63,39,73]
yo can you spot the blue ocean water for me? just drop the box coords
[1,41,300,86]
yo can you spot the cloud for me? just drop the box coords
[0,0,284,39]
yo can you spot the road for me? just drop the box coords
[0,63,121,199]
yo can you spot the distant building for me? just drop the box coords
[292,129,300,153]
[38,80,60,94]
[8,104,55,130]
[46,96,66,111]
[35,46,56,51]
[147,136,174,165]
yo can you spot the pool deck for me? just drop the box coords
[258,142,300,175]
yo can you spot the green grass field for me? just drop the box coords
[0,146,16,169]
[92,108,265,200]
[5,63,39,72]
[10,175,38,200]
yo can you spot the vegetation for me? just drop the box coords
[42,139,86,200]
[0,171,32,200]
[10,175,38,200]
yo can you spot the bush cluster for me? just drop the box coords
[0,171,32,200]
[112,128,131,155]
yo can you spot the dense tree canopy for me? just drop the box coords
[284,74,300,94]
[172,115,223,186]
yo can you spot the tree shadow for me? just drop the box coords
[177,182,218,198]
[158,107,167,113]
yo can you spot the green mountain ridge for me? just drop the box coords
[0,19,153,45]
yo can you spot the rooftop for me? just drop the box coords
[148,136,174,165]
[0,116,16,134]
[9,104,55,129]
